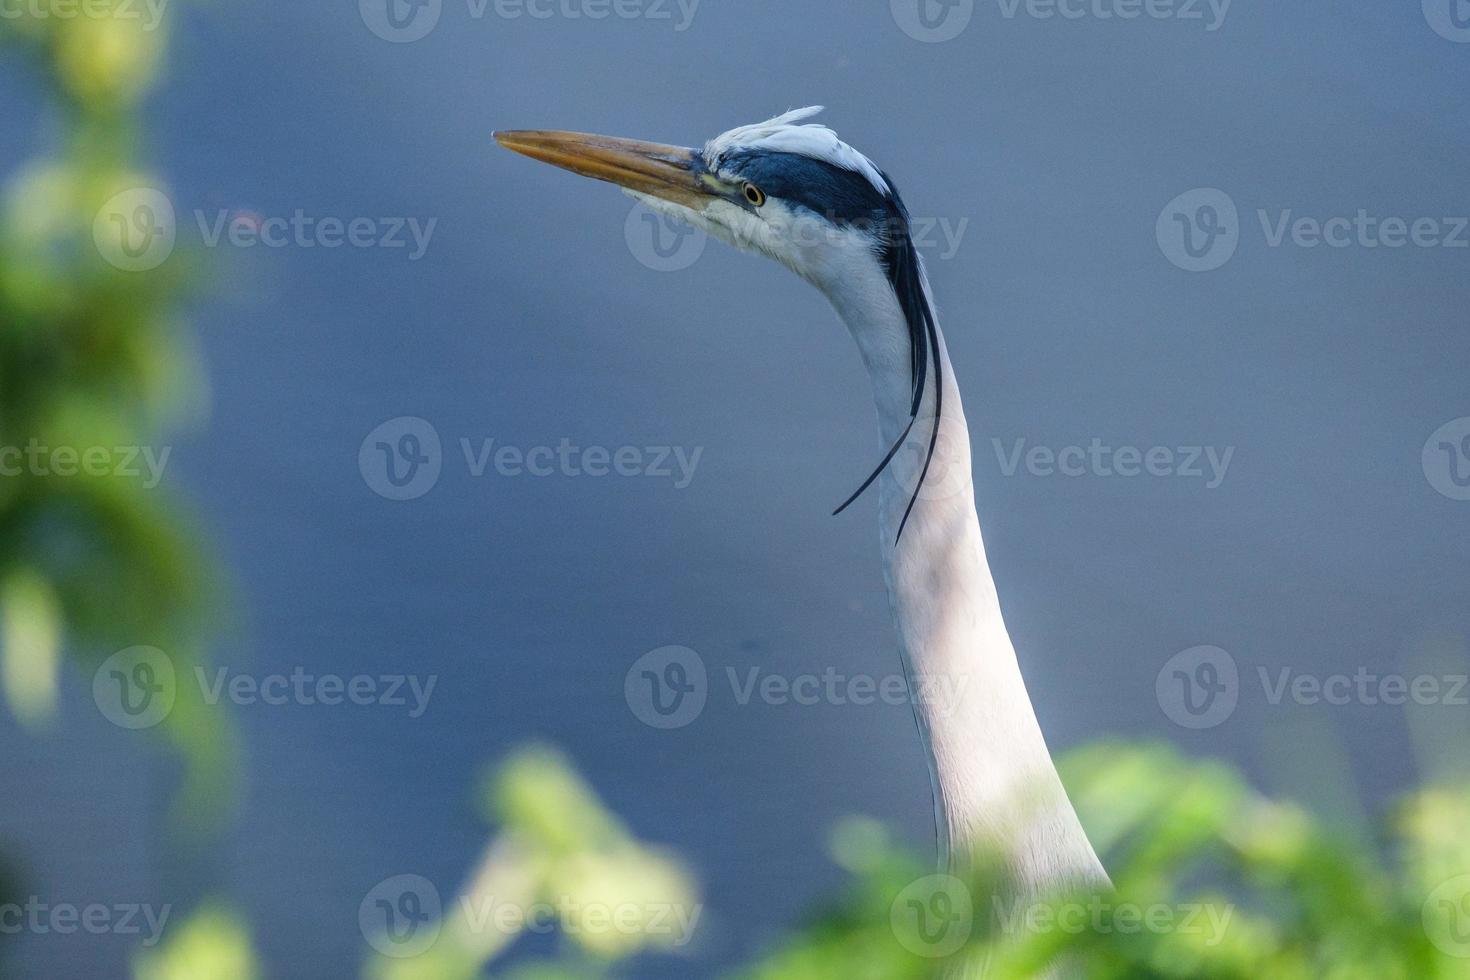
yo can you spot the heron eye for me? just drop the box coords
[742,182,766,207]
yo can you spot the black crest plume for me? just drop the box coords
[829,175,942,545]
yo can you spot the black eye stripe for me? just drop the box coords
[720,150,894,226]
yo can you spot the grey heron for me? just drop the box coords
[495,107,1109,922]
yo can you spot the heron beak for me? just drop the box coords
[493,130,713,209]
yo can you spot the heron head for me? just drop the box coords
[494,107,912,289]
[495,108,944,542]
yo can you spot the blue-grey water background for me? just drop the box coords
[2,1,1469,976]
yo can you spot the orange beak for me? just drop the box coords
[494,129,713,209]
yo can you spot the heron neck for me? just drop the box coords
[823,278,1108,899]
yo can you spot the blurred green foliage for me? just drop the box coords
[425,742,1470,980]
[728,743,1470,979]
[133,904,259,980]
[363,745,700,980]
[1,0,234,828]
[245,737,1466,978]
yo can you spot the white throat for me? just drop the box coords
[820,262,1108,899]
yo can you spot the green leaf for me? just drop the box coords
[0,566,63,728]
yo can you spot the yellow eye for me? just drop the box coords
[743,182,766,207]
